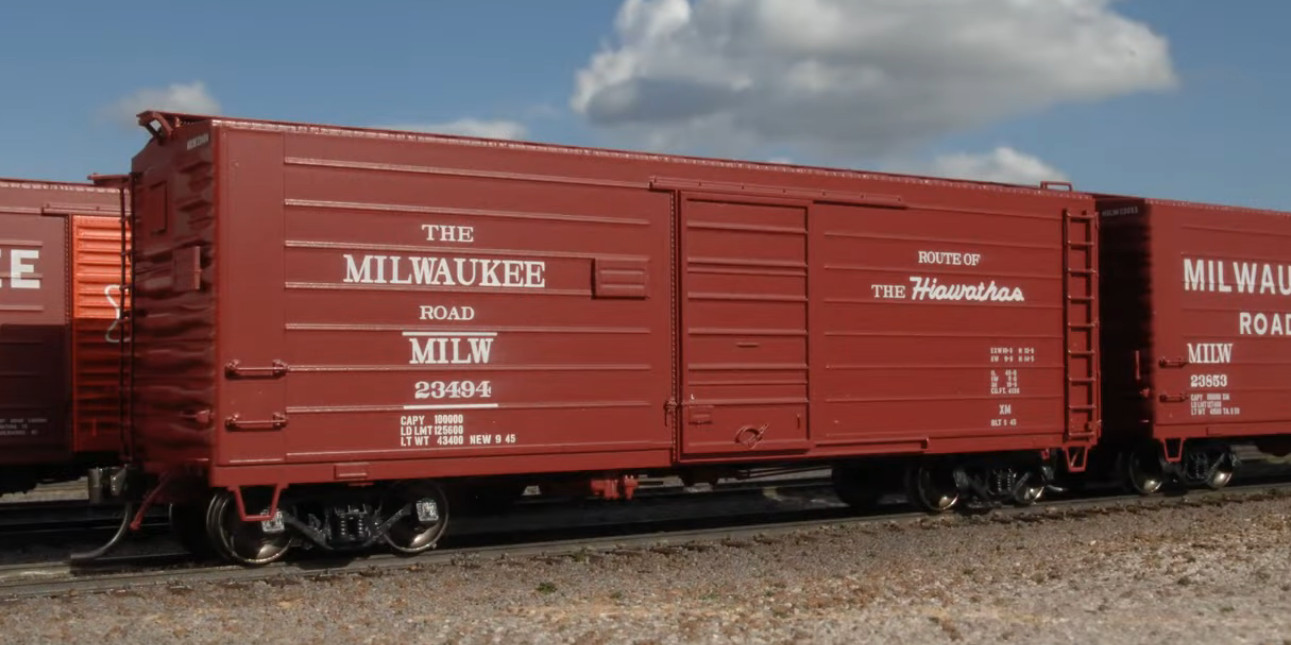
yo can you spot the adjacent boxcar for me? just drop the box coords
[115,111,1099,564]
[1099,196,1291,493]
[0,178,126,495]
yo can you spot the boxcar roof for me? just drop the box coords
[137,110,1087,200]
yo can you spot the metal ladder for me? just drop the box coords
[1063,208,1100,449]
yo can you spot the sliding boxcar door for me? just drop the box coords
[677,192,810,458]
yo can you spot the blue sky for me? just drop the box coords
[1,1,1288,210]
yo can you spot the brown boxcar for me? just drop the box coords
[117,111,1099,564]
[1099,196,1291,493]
[0,178,126,494]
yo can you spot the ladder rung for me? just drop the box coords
[1067,213,1095,221]
[1069,351,1094,357]
[1067,268,1094,276]
[1069,296,1093,303]
[1068,405,1096,411]
[1069,377,1095,384]
[1069,323,1095,330]
[1067,241,1093,249]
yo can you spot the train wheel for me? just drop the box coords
[204,490,292,566]
[168,501,217,560]
[831,464,881,511]
[1123,449,1165,496]
[1203,451,1235,491]
[1012,482,1045,506]
[905,463,960,513]
[382,480,449,556]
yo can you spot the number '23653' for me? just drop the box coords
[1190,374,1228,388]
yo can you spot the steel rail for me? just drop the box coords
[3,477,1290,599]
[0,474,836,546]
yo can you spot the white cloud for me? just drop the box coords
[378,119,530,140]
[895,147,1070,185]
[572,0,1177,158]
[104,81,220,127]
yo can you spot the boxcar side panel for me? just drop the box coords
[0,211,68,462]
[809,196,1080,454]
[216,129,289,468]
[1146,200,1291,437]
[210,127,676,482]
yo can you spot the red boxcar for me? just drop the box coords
[0,178,126,495]
[1099,196,1291,493]
[114,111,1099,564]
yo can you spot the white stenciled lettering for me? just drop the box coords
[990,369,1020,395]
[1184,257,1291,296]
[870,284,906,299]
[1183,258,1206,292]
[104,284,129,344]
[0,249,41,289]
[388,256,412,285]
[1189,391,1241,417]
[989,346,1036,364]
[398,415,515,449]
[345,254,376,284]
[408,334,495,365]
[419,305,476,321]
[1232,262,1255,294]
[1239,312,1291,336]
[478,259,502,287]
[1100,206,1139,217]
[1184,257,1291,333]
[908,276,1025,302]
[1187,343,1233,364]
[414,380,493,400]
[422,225,475,243]
[470,433,516,446]
[344,254,545,289]
[1189,373,1229,389]
[916,251,982,266]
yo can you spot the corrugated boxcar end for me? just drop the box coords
[1095,196,1155,466]
[122,115,219,479]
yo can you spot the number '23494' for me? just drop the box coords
[415,380,493,400]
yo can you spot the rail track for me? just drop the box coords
[0,471,832,546]
[3,469,1291,600]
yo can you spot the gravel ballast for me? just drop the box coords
[3,492,1291,644]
